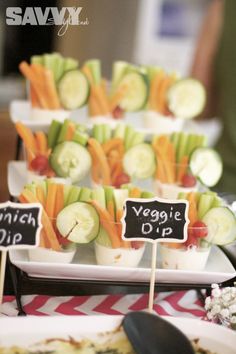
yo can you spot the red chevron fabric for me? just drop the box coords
[1,290,206,318]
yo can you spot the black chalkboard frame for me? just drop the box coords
[121,197,190,244]
[0,201,43,251]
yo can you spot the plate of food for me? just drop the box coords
[0,315,235,354]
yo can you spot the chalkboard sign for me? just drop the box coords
[121,197,189,243]
[0,201,42,250]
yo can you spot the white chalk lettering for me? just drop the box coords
[142,223,153,235]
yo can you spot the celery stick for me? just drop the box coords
[141,190,155,199]
[196,134,208,148]
[185,133,198,156]
[43,53,56,80]
[57,119,70,144]
[104,186,115,207]
[75,123,87,132]
[113,189,129,211]
[92,187,106,209]
[66,186,81,205]
[111,61,129,91]
[72,129,89,146]
[176,132,188,162]
[113,123,126,139]
[103,124,112,143]
[130,131,145,148]
[198,194,214,220]
[146,65,162,82]
[24,183,37,196]
[124,125,135,151]
[64,57,79,72]
[48,120,63,148]
[177,192,188,200]
[64,185,72,206]
[30,55,43,66]
[85,59,101,84]
[53,53,65,82]
[170,132,180,154]
[92,124,104,144]
[79,187,92,202]
[96,227,112,247]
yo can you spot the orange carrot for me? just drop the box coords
[88,92,102,116]
[109,83,129,111]
[65,122,76,141]
[107,200,115,220]
[35,131,48,155]
[111,161,123,184]
[102,138,123,154]
[45,183,57,219]
[91,85,110,115]
[149,71,165,110]
[29,83,40,107]
[19,62,48,109]
[36,185,46,208]
[157,74,176,114]
[129,187,142,198]
[88,138,111,185]
[43,68,61,109]
[116,209,131,249]
[177,155,189,184]
[19,189,61,251]
[187,192,198,226]
[15,121,37,154]
[54,184,65,218]
[82,65,94,84]
[91,200,121,248]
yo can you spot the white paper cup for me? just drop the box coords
[160,244,211,271]
[28,246,76,263]
[31,107,71,122]
[94,242,145,267]
[153,180,198,199]
[143,111,184,134]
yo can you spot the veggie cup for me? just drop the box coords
[160,224,211,271]
[143,111,184,134]
[94,218,146,267]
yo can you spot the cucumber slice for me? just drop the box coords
[189,147,223,187]
[58,70,90,110]
[123,143,156,179]
[56,202,99,244]
[167,78,206,119]
[117,72,148,112]
[202,207,236,245]
[50,141,91,183]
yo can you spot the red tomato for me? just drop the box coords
[112,105,124,119]
[113,173,130,188]
[181,173,197,188]
[131,241,144,249]
[192,220,208,238]
[30,155,49,175]
[56,230,71,246]
[185,233,198,247]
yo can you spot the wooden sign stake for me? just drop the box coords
[148,242,157,312]
[0,251,7,305]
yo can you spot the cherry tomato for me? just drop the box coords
[131,241,144,249]
[113,173,130,188]
[112,105,124,119]
[56,230,71,246]
[185,233,198,247]
[192,220,208,238]
[30,155,49,175]
[181,173,197,188]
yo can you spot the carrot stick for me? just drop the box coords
[15,121,37,154]
[36,185,46,208]
[109,83,129,111]
[35,131,48,155]
[91,200,121,248]
[177,155,189,184]
[45,183,58,219]
[111,162,123,185]
[129,187,142,198]
[19,61,49,109]
[43,68,61,109]
[102,138,124,154]
[29,83,40,107]
[54,184,64,217]
[91,85,110,115]
[187,192,198,226]
[88,92,102,116]
[65,122,76,141]
[116,209,131,249]
[149,71,165,110]
[19,190,61,251]
[107,200,115,220]
[157,74,176,114]
[88,138,111,185]
[81,65,94,84]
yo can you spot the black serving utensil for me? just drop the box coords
[122,311,195,354]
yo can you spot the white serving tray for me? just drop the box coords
[9,242,235,285]
[0,315,235,354]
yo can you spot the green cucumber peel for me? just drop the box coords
[92,187,106,209]
[48,120,63,149]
